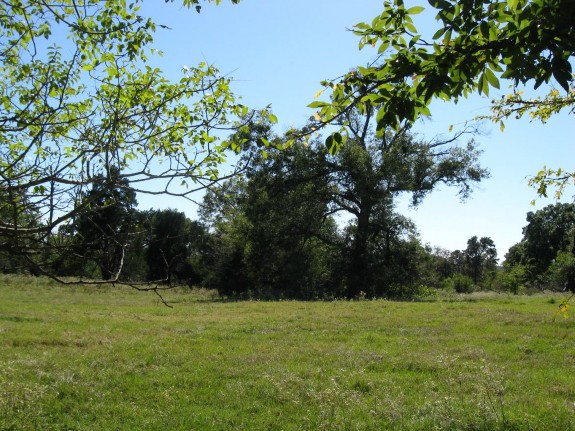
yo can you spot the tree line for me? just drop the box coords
[3,112,573,299]
[1,0,573,298]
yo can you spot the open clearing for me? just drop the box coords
[0,276,574,430]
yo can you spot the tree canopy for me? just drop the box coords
[197,109,488,299]
[72,168,138,281]
[505,203,575,282]
[309,0,574,194]
[464,236,498,284]
[312,0,574,129]
[319,110,487,296]
[0,0,274,282]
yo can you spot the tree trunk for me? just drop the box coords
[347,202,372,298]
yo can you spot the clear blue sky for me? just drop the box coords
[139,0,574,259]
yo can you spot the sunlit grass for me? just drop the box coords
[1,275,574,430]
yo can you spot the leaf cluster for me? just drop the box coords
[0,0,280,281]
[310,0,574,133]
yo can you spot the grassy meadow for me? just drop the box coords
[0,275,574,430]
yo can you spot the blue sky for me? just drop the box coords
[139,0,574,258]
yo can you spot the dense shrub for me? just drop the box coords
[444,274,475,294]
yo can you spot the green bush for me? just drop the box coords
[444,274,474,294]
[544,251,575,291]
[499,264,527,295]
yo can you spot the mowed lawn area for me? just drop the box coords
[1,276,574,430]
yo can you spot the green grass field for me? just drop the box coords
[1,275,574,430]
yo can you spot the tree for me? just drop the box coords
[214,109,487,298]
[243,144,343,298]
[234,110,487,298]
[200,141,342,299]
[503,203,575,299]
[0,0,270,283]
[524,204,575,272]
[200,111,486,299]
[418,246,456,286]
[464,236,498,285]
[144,209,207,285]
[0,189,40,274]
[221,108,488,298]
[505,203,575,287]
[71,169,138,281]
[308,0,574,195]
[317,109,488,296]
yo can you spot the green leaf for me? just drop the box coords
[479,73,489,96]
[325,135,335,154]
[404,21,417,33]
[507,0,519,10]
[377,40,390,54]
[333,132,343,145]
[484,68,500,89]
[444,29,452,45]
[479,21,490,40]
[307,101,329,109]
[325,132,343,155]
[407,6,425,15]
[408,35,421,48]
[432,27,447,40]
[551,60,572,92]
[361,93,386,105]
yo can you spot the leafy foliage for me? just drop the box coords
[522,203,575,275]
[200,141,342,299]
[464,236,498,285]
[0,0,268,282]
[144,209,207,285]
[528,165,575,202]
[503,203,575,289]
[311,0,574,132]
[306,0,574,201]
[199,111,488,299]
[438,236,498,291]
[487,87,575,126]
[555,295,573,320]
[71,169,138,281]
[444,273,475,294]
